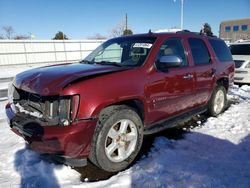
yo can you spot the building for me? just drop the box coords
[220,18,250,43]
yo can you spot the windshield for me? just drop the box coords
[229,44,250,55]
[83,36,156,67]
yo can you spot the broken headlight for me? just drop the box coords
[44,95,80,126]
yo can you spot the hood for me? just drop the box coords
[13,63,127,96]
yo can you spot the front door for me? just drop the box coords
[146,38,195,125]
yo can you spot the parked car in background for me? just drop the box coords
[6,31,234,173]
[229,40,250,84]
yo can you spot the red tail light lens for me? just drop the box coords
[71,95,80,121]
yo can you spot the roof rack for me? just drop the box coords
[176,30,217,37]
[176,30,191,33]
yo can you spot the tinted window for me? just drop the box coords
[233,25,239,31]
[225,26,231,32]
[241,25,248,31]
[157,38,187,67]
[188,38,210,65]
[209,39,233,62]
[230,44,250,55]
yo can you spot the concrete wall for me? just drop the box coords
[0,39,105,66]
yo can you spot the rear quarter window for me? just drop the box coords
[209,39,233,62]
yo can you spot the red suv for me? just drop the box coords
[6,31,234,172]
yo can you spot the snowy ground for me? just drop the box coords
[0,74,250,187]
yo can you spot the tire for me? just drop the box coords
[89,105,143,172]
[207,85,227,116]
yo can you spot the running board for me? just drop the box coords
[144,107,207,135]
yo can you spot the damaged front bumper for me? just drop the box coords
[5,103,97,167]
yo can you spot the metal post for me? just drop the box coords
[180,0,184,30]
[126,13,128,30]
[63,40,67,63]
[53,41,57,63]
[79,42,82,59]
[23,42,28,65]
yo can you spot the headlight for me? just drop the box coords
[58,98,71,126]
[245,62,250,68]
[44,95,79,126]
[71,95,80,121]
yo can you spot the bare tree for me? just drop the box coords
[87,33,107,40]
[110,20,126,38]
[2,26,14,39]
[0,34,4,39]
[110,15,133,37]
[13,35,30,40]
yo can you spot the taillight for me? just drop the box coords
[71,95,80,121]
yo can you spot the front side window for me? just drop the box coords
[188,38,211,65]
[156,38,187,67]
[233,25,239,32]
[84,37,156,67]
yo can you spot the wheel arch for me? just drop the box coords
[216,77,229,91]
[98,99,146,124]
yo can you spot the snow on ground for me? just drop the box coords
[0,82,250,187]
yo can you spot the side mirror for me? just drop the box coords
[156,55,182,71]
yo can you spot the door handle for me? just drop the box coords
[183,74,193,79]
[211,68,216,77]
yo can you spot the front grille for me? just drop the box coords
[12,87,70,125]
[234,77,244,81]
[234,60,245,68]
[235,70,248,74]
[13,87,46,116]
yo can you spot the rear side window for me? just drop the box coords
[209,39,233,62]
[188,38,210,65]
[229,44,250,55]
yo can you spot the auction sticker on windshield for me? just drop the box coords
[133,43,152,48]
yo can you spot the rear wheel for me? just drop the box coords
[89,105,143,172]
[207,85,227,116]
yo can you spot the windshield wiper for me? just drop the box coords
[80,60,94,64]
[94,61,123,67]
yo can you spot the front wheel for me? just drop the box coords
[207,85,227,116]
[89,105,143,172]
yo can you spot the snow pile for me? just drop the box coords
[0,85,250,187]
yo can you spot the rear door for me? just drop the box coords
[187,37,214,106]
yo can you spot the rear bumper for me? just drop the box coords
[5,103,97,163]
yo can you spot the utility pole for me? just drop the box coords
[180,0,184,30]
[125,13,128,30]
[173,0,185,30]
